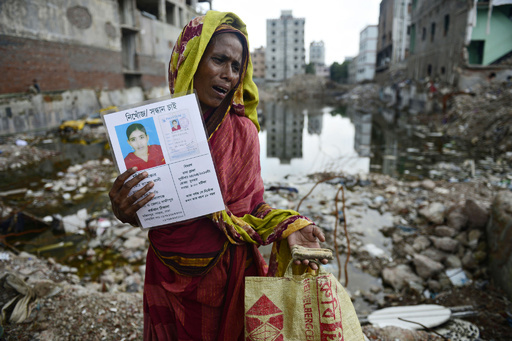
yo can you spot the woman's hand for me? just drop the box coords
[109,167,155,226]
[287,224,329,270]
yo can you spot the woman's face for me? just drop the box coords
[193,33,243,112]
[127,129,149,154]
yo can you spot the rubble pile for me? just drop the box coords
[0,138,58,172]
[0,252,143,340]
[267,173,495,297]
[1,166,511,339]
[441,83,512,159]
[25,158,115,211]
[362,175,492,295]
[339,83,380,110]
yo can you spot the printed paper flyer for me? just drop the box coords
[103,94,225,229]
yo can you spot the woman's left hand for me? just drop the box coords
[287,224,329,270]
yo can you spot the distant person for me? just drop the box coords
[488,72,496,83]
[124,123,165,171]
[171,119,181,131]
[28,79,40,94]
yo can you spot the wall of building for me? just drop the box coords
[470,5,512,65]
[0,35,125,94]
[357,26,378,82]
[376,0,395,70]
[0,0,124,94]
[265,11,306,82]
[0,86,167,135]
[406,0,470,85]
[251,46,266,79]
[310,41,325,65]
[0,0,121,51]
[0,0,200,95]
[391,0,411,63]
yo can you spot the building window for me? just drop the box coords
[444,15,450,36]
[410,24,416,53]
[422,27,426,41]
[441,66,445,74]
[468,40,484,64]
[427,64,432,76]
[431,22,436,42]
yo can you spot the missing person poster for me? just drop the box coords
[102,93,225,230]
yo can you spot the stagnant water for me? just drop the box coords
[2,101,487,314]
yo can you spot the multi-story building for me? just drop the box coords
[251,46,266,79]
[346,56,357,84]
[309,41,325,65]
[356,25,378,82]
[0,0,207,94]
[310,41,329,78]
[375,0,411,79]
[407,0,512,88]
[265,10,306,83]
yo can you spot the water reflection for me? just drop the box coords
[0,137,110,192]
[258,101,370,182]
[359,106,475,180]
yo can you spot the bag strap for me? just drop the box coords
[283,260,327,278]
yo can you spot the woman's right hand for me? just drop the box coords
[109,167,155,226]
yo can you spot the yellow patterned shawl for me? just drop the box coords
[167,11,314,276]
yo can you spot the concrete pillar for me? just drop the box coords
[158,0,166,22]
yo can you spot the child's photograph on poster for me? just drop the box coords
[115,118,166,171]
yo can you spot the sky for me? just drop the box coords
[197,0,382,65]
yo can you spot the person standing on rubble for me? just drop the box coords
[108,11,329,340]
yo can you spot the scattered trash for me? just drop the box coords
[446,268,470,286]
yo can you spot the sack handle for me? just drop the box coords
[284,259,327,279]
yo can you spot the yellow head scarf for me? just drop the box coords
[168,10,260,131]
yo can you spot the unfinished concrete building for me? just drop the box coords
[0,0,207,94]
[375,0,411,82]
[251,46,266,80]
[407,0,512,88]
[265,10,306,83]
[356,25,378,83]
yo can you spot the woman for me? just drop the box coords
[171,120,181,131]
[109,11,328,340]
[124,123,165,171]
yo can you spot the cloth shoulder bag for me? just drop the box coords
[245,262,364,340]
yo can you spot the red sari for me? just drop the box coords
[143,12,315,340]
[124,144,165,171]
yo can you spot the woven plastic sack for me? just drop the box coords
[245,262,364,340]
